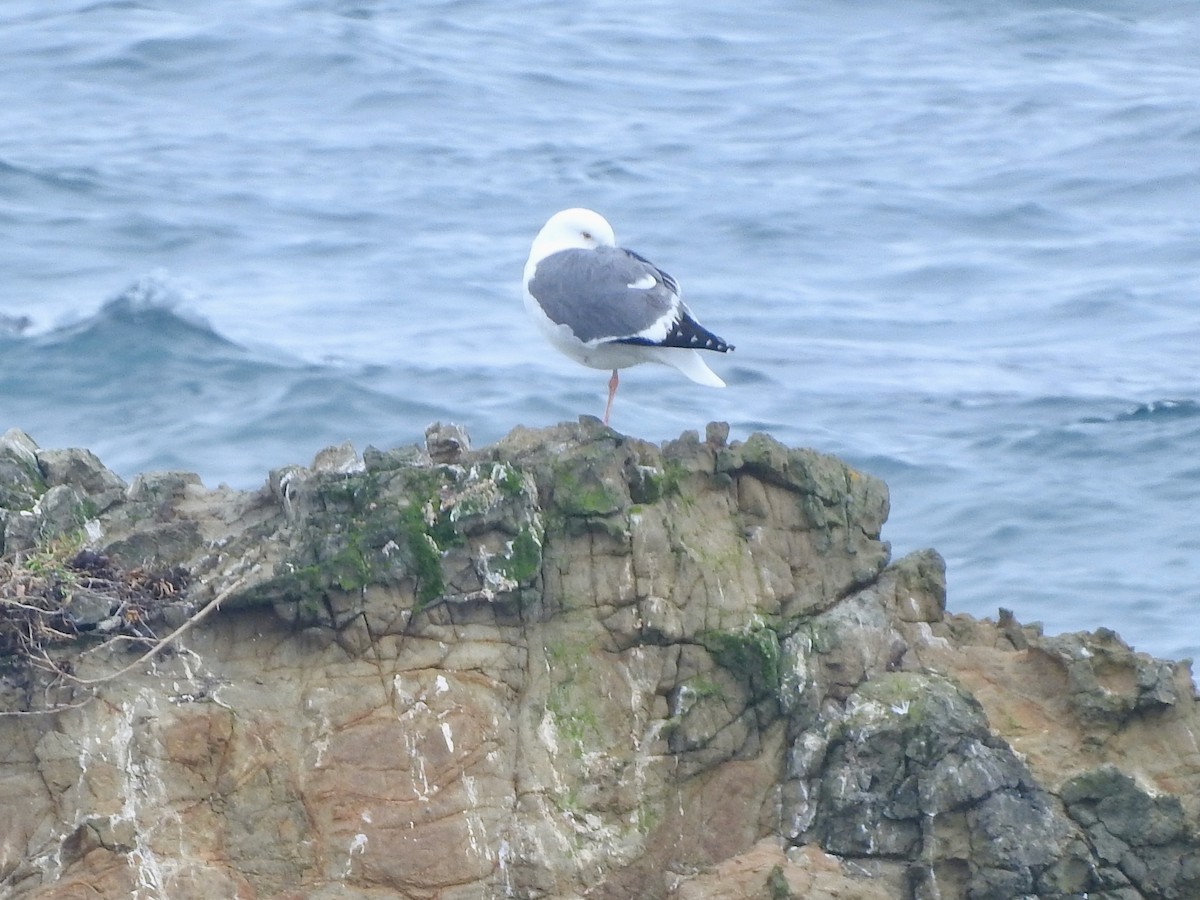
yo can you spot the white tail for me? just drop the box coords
[655,347,726,387]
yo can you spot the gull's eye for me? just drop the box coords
[581,231,593,240]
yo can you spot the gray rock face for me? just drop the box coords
[0,422,1197,899]
[1061,766,1200,898]
[0,429,45,551]
[0,431,128,555]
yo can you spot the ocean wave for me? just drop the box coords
[0,273,457,488]
[0,313,32,337]
[1083,399,1200,425]
[953,395,1200,464]
[0,157,104,198]
[25,274,243,358]
[1112,399,1200,422]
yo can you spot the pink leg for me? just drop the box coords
[604,369,619,425]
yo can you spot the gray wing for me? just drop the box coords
[528,246,678,344]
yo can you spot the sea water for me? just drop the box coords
[2,0,1198,662]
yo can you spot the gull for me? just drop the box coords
[522,207,734,425]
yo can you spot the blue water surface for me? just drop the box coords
[2,0,1198,662]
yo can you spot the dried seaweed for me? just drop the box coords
[0,538,190,706]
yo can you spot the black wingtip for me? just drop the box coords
[614,315,733,353]
[664,314,733,353]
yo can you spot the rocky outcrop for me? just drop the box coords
[0,420,1197,899]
